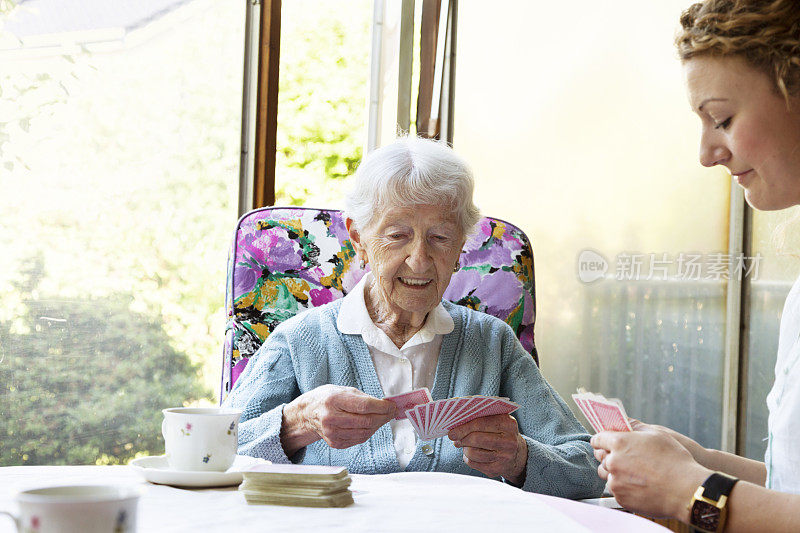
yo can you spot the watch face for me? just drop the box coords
[691,500,721,531]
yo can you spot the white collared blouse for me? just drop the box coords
[336,272,454,469]
[766,275,800,493]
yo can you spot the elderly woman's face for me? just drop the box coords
[353,204,464,319]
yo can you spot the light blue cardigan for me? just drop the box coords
[223,299,604,498]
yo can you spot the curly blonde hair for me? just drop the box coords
[676,0,800,99]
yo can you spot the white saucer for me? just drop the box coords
[129,455,267,488]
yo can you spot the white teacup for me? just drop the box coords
[0,484,141,533]
[161,407,242,471]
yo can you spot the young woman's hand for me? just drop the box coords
[591,427,710,521]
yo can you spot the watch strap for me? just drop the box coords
[701,472,739,502]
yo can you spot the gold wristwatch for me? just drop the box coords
[688,472,739,533]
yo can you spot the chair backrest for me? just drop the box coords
[221,206,538,402]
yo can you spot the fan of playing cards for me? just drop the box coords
[571,388,632,433]
[384,388,520,441]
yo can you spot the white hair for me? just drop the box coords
[344,137,481,236]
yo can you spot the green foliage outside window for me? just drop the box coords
[0,257,208,466]
[275,0,370,205]
[0,1,371,466]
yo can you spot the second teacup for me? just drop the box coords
[0,484,141,533]
[161,407,242,472]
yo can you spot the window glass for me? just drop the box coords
[0,0,244,465]
[454,0,731,447]
[275,0,371,207]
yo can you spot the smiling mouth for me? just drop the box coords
[398,277,432,287]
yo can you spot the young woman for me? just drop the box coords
[591,1,800,531]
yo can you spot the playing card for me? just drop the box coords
[402,394,523,440]
[571,394,603,433]
[607,397,628,419]
[417,400,442,440]
[448,397,519,429]
[423,402,434,438]
[434,397,475,432]
[409,402,433,440]
[422,399,454,439]
[571,389,631,432]
[428,399,447,437]
[586,398,632,432]
[384,388,433,420]
[445,397,496,429]
[431,398,460,437]
[406,405,425,436]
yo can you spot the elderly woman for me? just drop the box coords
[224,137,603,498]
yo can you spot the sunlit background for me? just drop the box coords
[454,0,800,458]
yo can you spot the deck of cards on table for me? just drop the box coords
[239,464,353,507]
[571,388,632,433]
[384,388,520,441]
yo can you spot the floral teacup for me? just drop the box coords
[161,407,242,472]
[0,484,141,533]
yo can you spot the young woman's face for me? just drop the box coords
[684,55,800,210]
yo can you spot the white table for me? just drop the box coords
[0,466,667,532]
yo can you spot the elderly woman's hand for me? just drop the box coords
[591,428,710,521]
[448,414,528,485]
[280,385,396,456]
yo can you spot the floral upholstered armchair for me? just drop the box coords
[220,207,538,403]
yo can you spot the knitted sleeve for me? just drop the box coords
[497,323,605,498]
[222,326,301,463]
